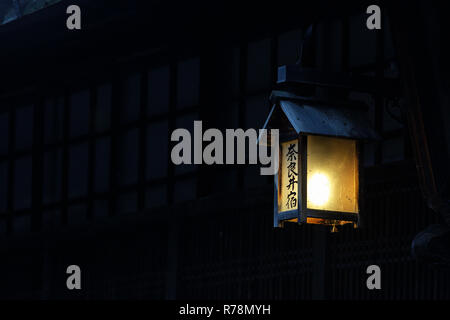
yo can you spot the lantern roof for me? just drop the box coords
[259,93,380,144]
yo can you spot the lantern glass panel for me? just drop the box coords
[279,139,299,213]
[306,135,358,213]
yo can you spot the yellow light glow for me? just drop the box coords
[308,173,330,206]
[306,135,359,213]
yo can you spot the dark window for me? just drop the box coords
[68,143,89,198]
[247,39,272,93]
[68,204,87,225]
[15,105,34,151]
[245,94,270,130]
[174,178,197,203]
[230,48,241,99]
[278,29,302,66]
[0,218,6,235]
[177,58,200,109]
[146,121,169,180]
[14,156,32,210]
[44,97,64,145]
[349,13,376,68]
[145,185,167,209]
[116,129,138,186]
[117,192,137,215]
[43,149,62,204]
[0,113,9,155]
[148,66,170,116]
[94,137,110,193]
[0,161,7,212]
[13,215,31,233]
[42,209,60,232]
[70,90,90,138]
[94,200,109,219]
[120,74,140,124]
[96,83,112,132]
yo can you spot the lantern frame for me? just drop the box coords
[274,133,363,228]
[263,65,383,230]
[261,92,378,230]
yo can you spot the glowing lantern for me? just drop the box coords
[261,91,378,232]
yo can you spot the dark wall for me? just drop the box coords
[0,0,449,299]
[0,163,448,299]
